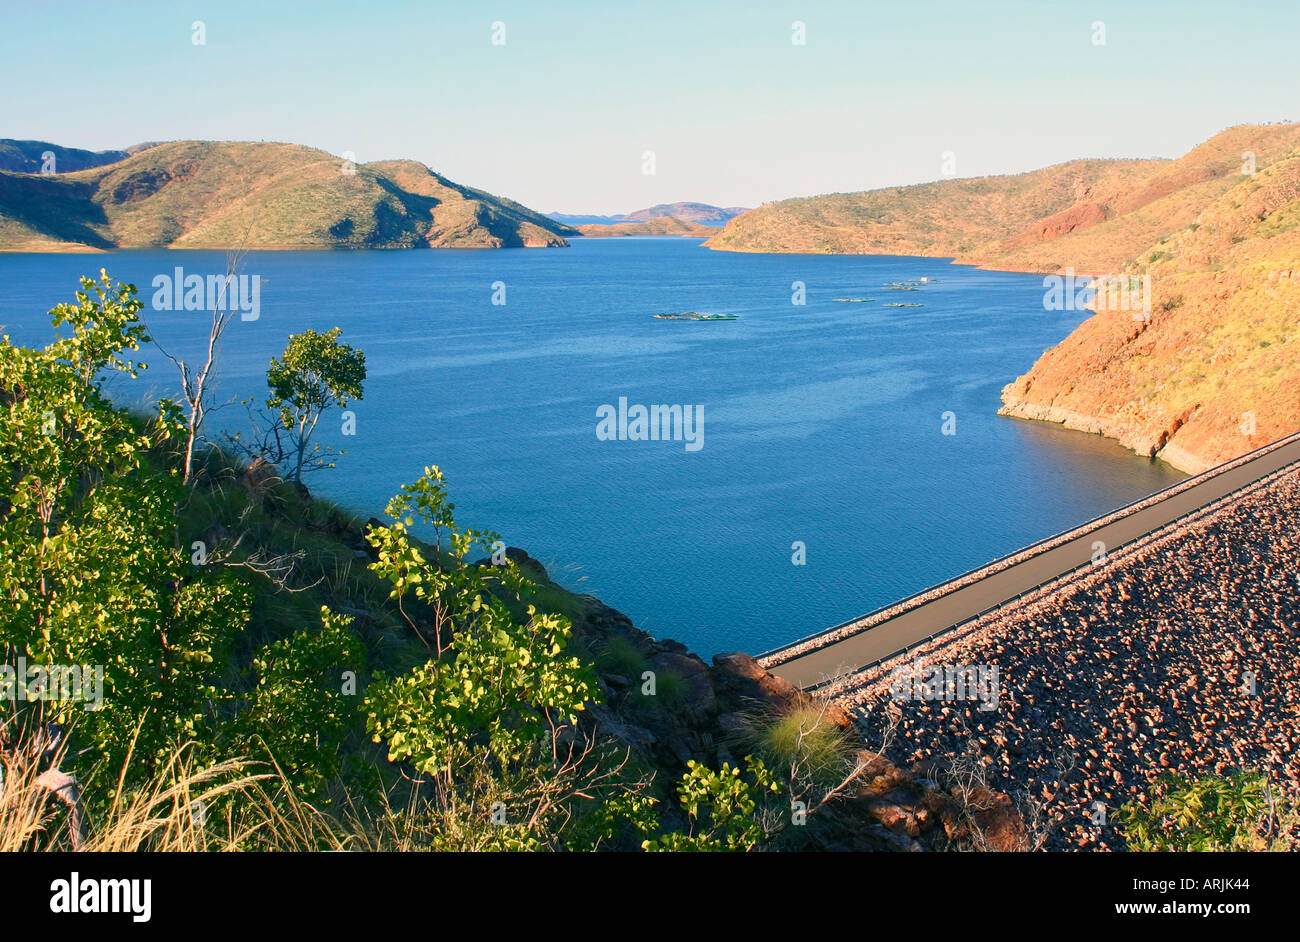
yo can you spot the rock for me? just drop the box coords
[587,704,657,753]
[715,712,750,738]
[865,799,916,834]
[504,546,548,581]
[663,729,707,767]
[241,457,280,491]
[867,823,925,852]
[649,651,716,722]
[712,652,852,728]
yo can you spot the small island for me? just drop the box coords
[653,312,738,321]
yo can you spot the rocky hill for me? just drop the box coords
[576,215,721,238]
[705,158,1165,260]
[1000,147,1300,471]
[708,124,1300,472]
[0,140,576,251]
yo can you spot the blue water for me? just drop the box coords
[0,239,1184,656]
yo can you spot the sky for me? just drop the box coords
[1,0,1296,213]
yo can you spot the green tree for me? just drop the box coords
[230,607,365,797]
[265,327,366,482]
[4,274,686,851]
[0,273,249,789]
[0,273,364,815]
[362,467,654,850]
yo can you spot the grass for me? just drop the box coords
[0,724,350,852]
[650,669,688,704]
[744,703,855,793]
[595,634,649,680]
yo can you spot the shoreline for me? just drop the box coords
[996,398,1214,475]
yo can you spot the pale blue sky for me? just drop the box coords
[1,0,1295,212]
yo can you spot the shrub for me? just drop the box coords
[750,703,855,793]
[1116,771,1298,851]
[643,758,779,852]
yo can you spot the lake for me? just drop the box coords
[0,238,1185,656]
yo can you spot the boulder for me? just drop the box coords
[241,456,280,492]
[712,652,852,728]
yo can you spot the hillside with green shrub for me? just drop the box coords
[0,140,577,251]
[706,124,1300,271]
[1000,148,1300,471]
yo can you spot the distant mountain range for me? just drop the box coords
[0,139,578,250]
[710,123,1300,473]
[547,202,749,227]
[575,216,721,238]
[0,139,161,174]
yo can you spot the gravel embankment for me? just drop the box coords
[838,466,1300,850]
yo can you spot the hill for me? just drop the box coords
[575,215,721,238]
[0,138,159,174]
[706,158,1168,261]
[707,124,1300,471]
[547,202,749,227]
[1000,146,1300,472]
[706,125,1300,270]
[0,140,577,251]
[545,211,622,225]
[621,202,749,224]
